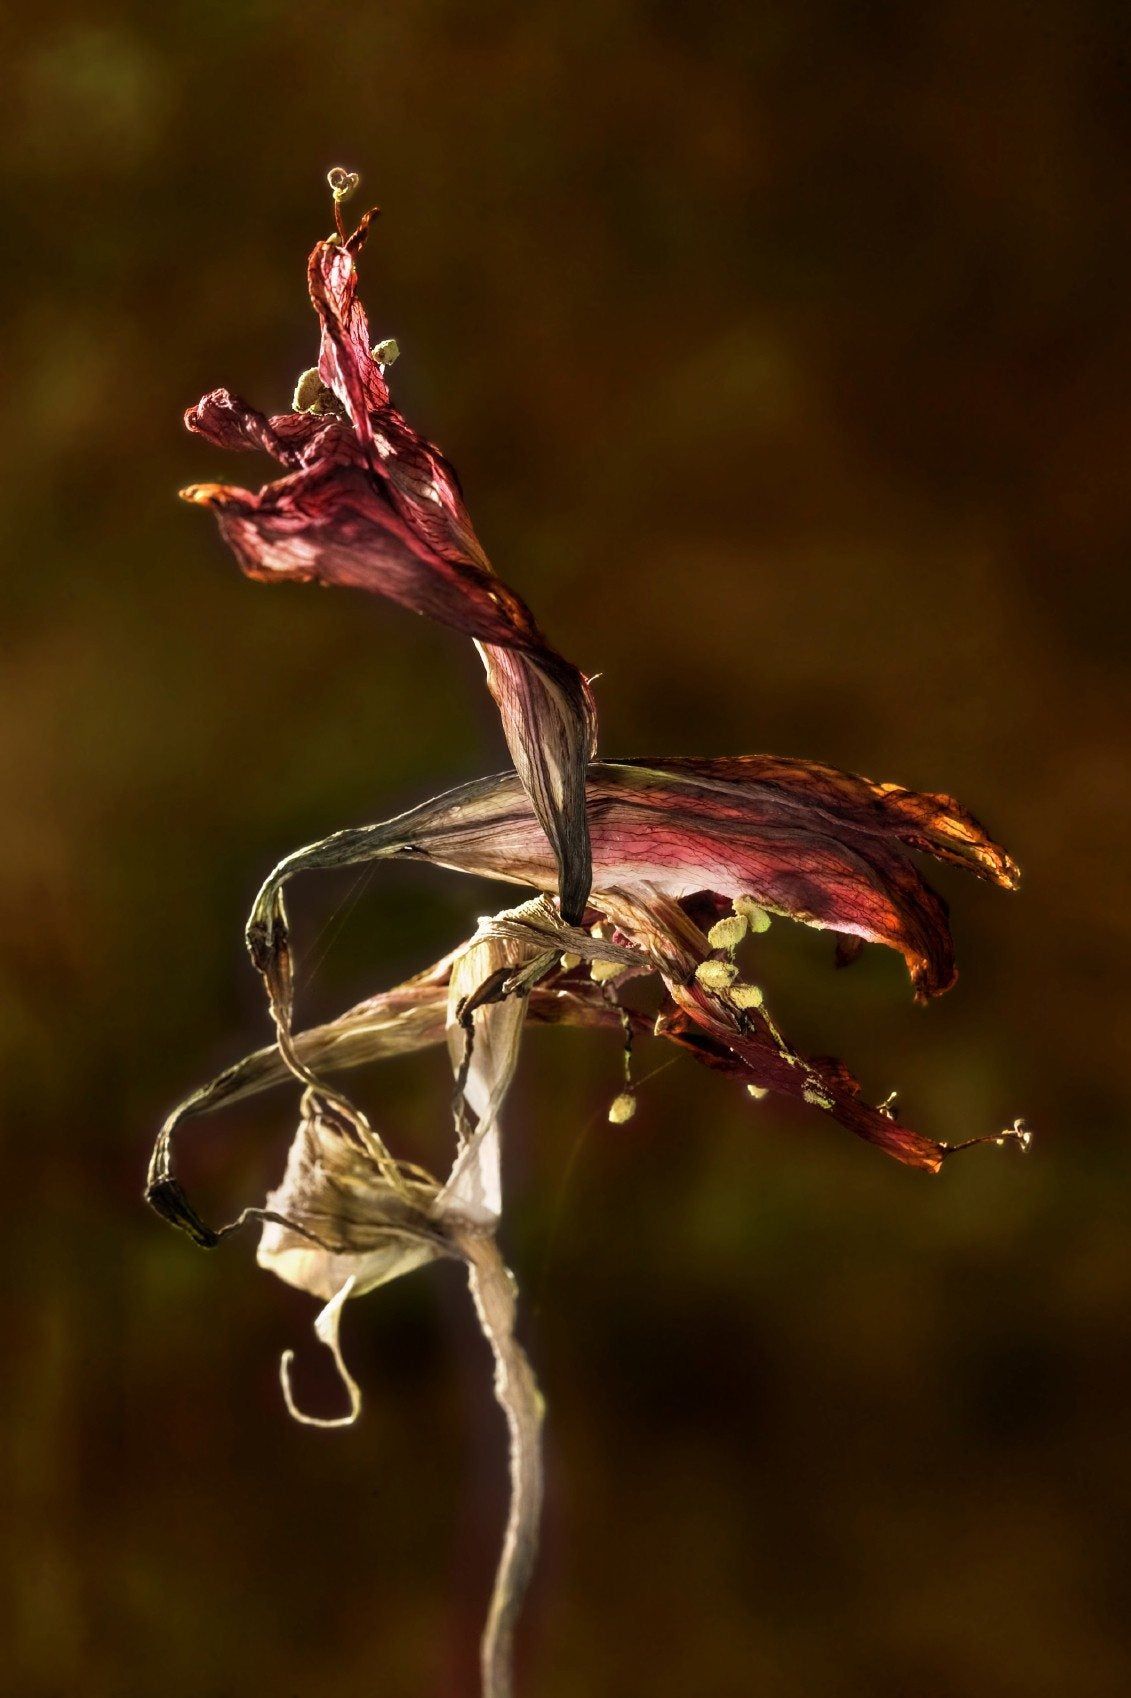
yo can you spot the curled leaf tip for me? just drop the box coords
[145,1177,221,1249]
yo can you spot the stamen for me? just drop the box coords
[695,958,739,990]
[734,897,772,933]
[707,913,748,951]
[728,983,764,1010]
[292,367,339,414]
[601,980,637,1124]
[941,1117,1034,1160]
[371,337,400,367]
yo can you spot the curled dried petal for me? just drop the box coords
[184,212,596,921]
[247,754,1016,1001]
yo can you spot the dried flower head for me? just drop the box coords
[181,173,595,922]
[152,168,1030,1698]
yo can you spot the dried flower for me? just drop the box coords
[150,900,643,1698]
[155,167,1030,1698]
[181,178,595,921]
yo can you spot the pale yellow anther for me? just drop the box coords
[728,983,764,1009]
[746,1084,769,1100]
[560,951,581,971]
[372,337,400,367]
[607,1092,637,1125]
[734,897,772,932]
[695,958,739,990]
[292,367,324,412]
[707,914,748,951]
[590,958,623,984]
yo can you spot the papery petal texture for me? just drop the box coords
[183,209,595,921]
[241,758,1019,1170]
[256,1096,447,1301]
[258,756,1016,999]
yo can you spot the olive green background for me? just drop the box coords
[3,3,1129,1694]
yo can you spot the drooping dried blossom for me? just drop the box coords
[155,167,1029,1698]
[182,181,595,920]
[150,902,649,1698]
[227,754,1023,1172]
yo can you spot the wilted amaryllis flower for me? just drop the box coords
[180,169,596,921]
[156,165,1030,1698]
[237,751,1025,1172]
[148,906,647,1698]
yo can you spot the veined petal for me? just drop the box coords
[184,202,596,920]
[183,455,594,923]
[307,213,389,437]
[658,996,949,1172]
[621,755,1020,889]
[249,755,1016,999]
[479,645,597,926]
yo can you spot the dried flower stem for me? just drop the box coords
[455,1227,544,1698]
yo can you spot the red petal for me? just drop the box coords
[624,755,1020,890]
[659,994,946,1172]
[307,221,389,441]
[333,757,1014,998]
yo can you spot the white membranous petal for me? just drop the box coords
[280,1276,363,1429]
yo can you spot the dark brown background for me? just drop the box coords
[3,3,1130,1694]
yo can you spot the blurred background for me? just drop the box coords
[3,2,1130,1694]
